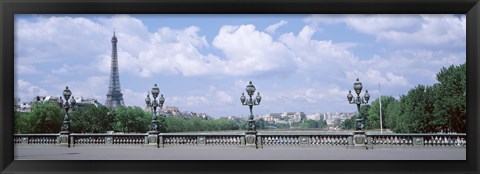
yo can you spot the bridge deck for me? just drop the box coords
[15,146,465,160]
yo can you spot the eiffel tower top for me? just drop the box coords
[111,29,117,43]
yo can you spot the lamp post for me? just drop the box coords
[145,84,165,146]
[347,78,370,147]
[241,81,262,132]
[240,81,262,148]
[60,86,76,147]
[145,84,165,133]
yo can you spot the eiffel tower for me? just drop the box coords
[105,30,125,109]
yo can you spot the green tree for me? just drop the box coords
[374,63,465,133]
[113,106,150,133]
[433,63,466,133]
[71,105,114,133]
[398,85,435,133]
[366,96,397,130]
[359,104,371,126]
[384,99,401,132]
[318,120,328,129]
[28,101,64,133]
[340,117,355,130]
[15,111,31,133]
[163,116,187,132]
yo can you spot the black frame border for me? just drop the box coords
[1,0,479,173]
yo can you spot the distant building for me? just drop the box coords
[17,102,32,112]
[162,106,181,116]
[281,112,296,118]
[72,97,103,109]
[17,95,102,112]
[33,95,63,106]
[263,113,282,123]
[306,113,322,121]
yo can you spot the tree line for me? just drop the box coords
[14,103,245,133]
[341,63,466,133]
[14,101,331,134]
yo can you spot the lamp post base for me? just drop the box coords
[147,131,159,147]
[353,131,367,149]
[245,131,257,148]
[59,132,70,147]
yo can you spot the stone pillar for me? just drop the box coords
[106,135,113,145]
[299,136,309,146]
[147,131,159,148]
[197,136,206,145]
[413,137,424,147]
[353,131,367,149]
[245,131,257,148]
[22,137,29,144]
[59,132,70,147]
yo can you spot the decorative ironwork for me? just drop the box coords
[145,84,165,132]
[240,81,262,132]
[347,78,370,131]
[61,86,75,133]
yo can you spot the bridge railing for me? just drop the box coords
[257,132,353,148]
[365,133,466,147]
[14,132,467,148]
[159,132,245,147]
[14,134,59,145]
[70,133,148,146]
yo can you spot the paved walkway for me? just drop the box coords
[15,146,466,160]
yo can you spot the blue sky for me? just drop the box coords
[14,14,466,117]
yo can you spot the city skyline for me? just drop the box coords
[14,14,466,117]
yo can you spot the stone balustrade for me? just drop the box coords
[14,132,467,149]
[257,132,352,148]
[159,132,244,147]
[366,133,467,147]
[70,134,147,146]
[14,134,59,145]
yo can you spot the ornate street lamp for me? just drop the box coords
[240,81,262,132]
[59,86,75,147]
[145,84,165,133]
[347,78,370,147]
[60,86,76,134]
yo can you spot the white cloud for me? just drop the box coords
[15,79,48,102]
[265,20,287,34]
[60,76,109,102]
[122,89,148,107]
[16,64,40,74]
[51,64,96,75]
[305,14,465,49]
[376,15,465,48]
[115,26,224,77]
[344,15,422,35]
[169,95,208,107]
[15,16,110,64]
[213,24,295,76]
[345,69,409,87]
[279,25,359,80]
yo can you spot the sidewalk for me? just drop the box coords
[14,146,466,160]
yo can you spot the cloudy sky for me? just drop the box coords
[14,14,466,117]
